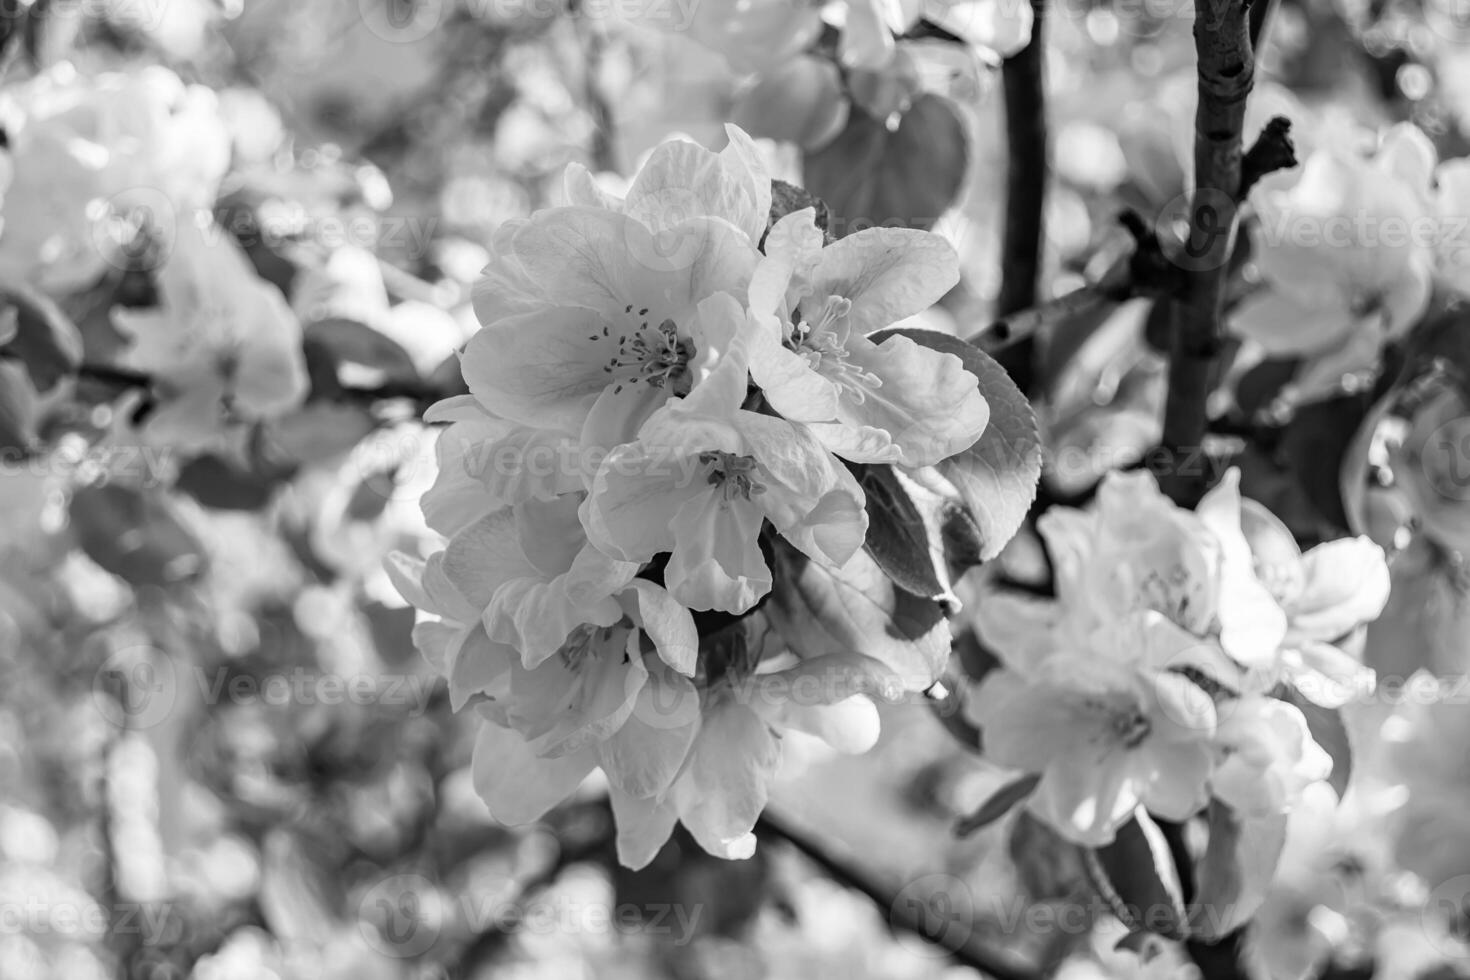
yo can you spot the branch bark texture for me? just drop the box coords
[1158,0,1254,507]
[994,0,1048,392]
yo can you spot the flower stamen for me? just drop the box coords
[700,451,766,502]
[602,317,694,395]
[789,295,882,403]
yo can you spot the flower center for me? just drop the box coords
[558,623,602,671]
[1111,709,1152,748]
[601,309,694,396]
[790,295,882,403]
[1132,564,1207,630]
[1080,695,1153,749]
[700,451,766,502]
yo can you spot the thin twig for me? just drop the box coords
[1238,116,1297,200]
[77,363,154,389]
[969,210,1186,349]
[757,806,1039,980]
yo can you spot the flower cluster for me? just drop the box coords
[0,61,309,453]
[393,125,990,865]
[968,469,1390,845]
[1233,121,1470,404]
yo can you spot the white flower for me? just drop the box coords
[0,63,229,293]
[585,293,868,614]
[1235,496,1388,706]
[1233,124,1435,403]
[968,613,1219,846]
[110,215,308,452]
[463,126,768,451]
[976,469,1286,671]
[1210,695,1333,816]
[746,208,988,466]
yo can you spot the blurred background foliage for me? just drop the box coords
[2,1,1470,979]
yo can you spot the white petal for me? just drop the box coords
[472,723,595,825]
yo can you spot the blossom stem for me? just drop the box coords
[77,363,155,389]
[970,211,1185,350]
[1157,0,1255,508]
[994,0,1048,392]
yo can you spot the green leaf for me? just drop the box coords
[803,94,968,238]
[766,538,951,690]
[1086,809,1188,940]
[0,279,84,391]
[0,360,39,452]
[1282,394,1372,533]
[1189,799,1286,941]
[175,450,291,512]
[856,463,951,605]
[1278,684,1353,799]
[870,328,1042,562]
[260,403,379,467]
[70,484,206,586]
[767,178,832,244]
[302,317,420,393]
[955,773,1041,838]
[214,191,300,297]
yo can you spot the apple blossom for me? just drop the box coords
[0,63,229,293]
[1210,696,1334,816]
[109,215,308,453]
[746,208,989,466]
[585,292,868,613]
[462,127,769,450]
[1234,496,1388,706]
[1234,124,1435,403]
[417,394,589,537]
[976,468,1286,670]
[968,613,1220,846]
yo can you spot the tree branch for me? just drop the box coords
[757,806,1039,980]
[970,210,1186,349]
[1154,7,1269,977]
[1156,0,1254,508]
[994,0,1048,391]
